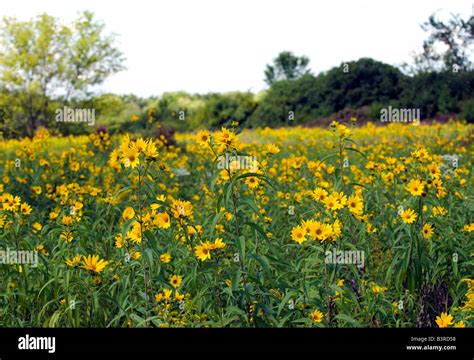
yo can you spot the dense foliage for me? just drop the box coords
[1,122,473,327]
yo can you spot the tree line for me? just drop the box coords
[0,11,473,138]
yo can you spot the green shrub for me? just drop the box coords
[461,99,474,123]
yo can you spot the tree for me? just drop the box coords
[192,92,257,129]
[404,12,474,74]
[250,74,324,127]
[0,11,125,136]
[264,51,310,85]
[399,71,474,118]
[321,58,405,112]
[250,58,405,127]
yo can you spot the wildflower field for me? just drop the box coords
[0,121,473,328]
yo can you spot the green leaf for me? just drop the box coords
[209,211,225,239]
[319,153,338,164]
[244,222,268,240]
[121,217,137,242]
[236,236,246,263]
[240,197,260,216]
[334,314,363,327]
[345,147,367,159]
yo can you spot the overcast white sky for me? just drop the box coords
[1,0,471,97]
